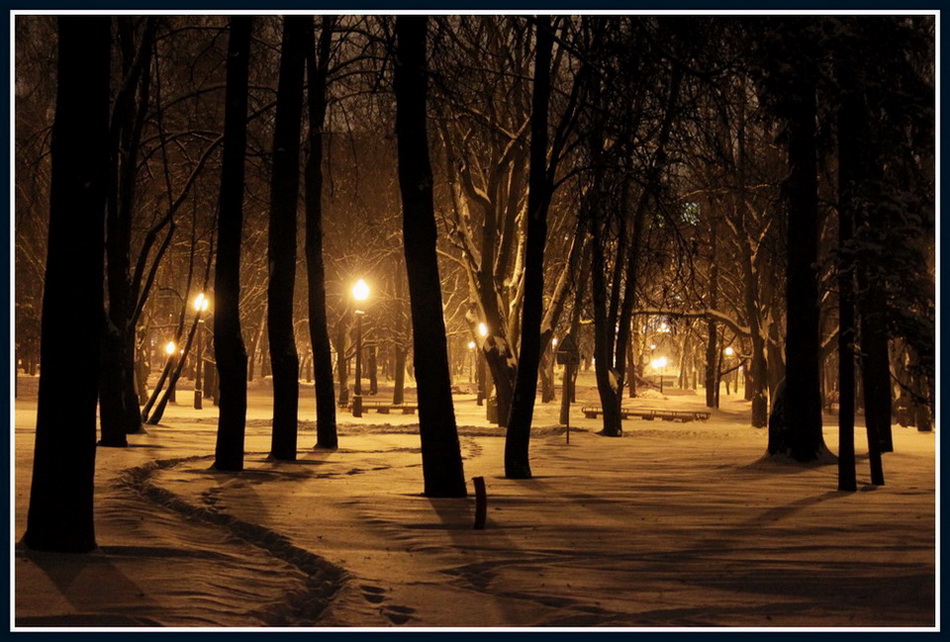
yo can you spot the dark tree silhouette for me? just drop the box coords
[99,17,157,446]
[504,15,555,479]
[775,65,825,461]
[835,53,861,492]
[394,15,467,497]
[304,15,338,450]
[757,20,826,462]
[268,15,308,461]
[213,16,253,472]
[24,16,111,552]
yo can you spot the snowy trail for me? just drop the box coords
[115,454,348,626]
[14,377,937,629]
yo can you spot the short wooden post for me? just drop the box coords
[473,476,487,530]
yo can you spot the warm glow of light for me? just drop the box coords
[193,292,209,312]
[725,346,735,356]
[651,356,668,370]
[165,341,177,355]
[658,322,670,333]
[552,337,558,347]
[478,322,488,337]
[352,279,370,302]
[649,343,657,351]
[467,341,476,350]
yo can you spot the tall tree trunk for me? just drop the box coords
[394,15,467,497]
[835,60,860,491]
[505,15,555,478]
[213,16,253,472]
[25,15,110,553]
[859,298,890,484]
[304,15,338,449]
[772,69,826,462]
[590,230,623,438]
[267,16,307,461]
[100,17,156,445]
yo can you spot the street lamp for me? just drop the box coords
[165,340,178,402]
[193,293,209,409]
[476,322,488,406]
[467,341,476,382]
[723,346,736,395]
[352,279,369,417]
[651,355,668,393]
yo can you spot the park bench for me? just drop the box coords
[581,406,710,422]
[350,400,418,415]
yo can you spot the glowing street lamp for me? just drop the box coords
[724,346,735,357]
[193,293,210,409]
[353,279,370,305]
[651,355,668,393]
[163,340,179,403]
[352,279,370,417]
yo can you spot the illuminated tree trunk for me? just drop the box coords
[304,15,339,449]
[394,15,467,497]
[506,15,555,478]
[267,16,308,461]
[25,15,110,552]
[213,16,253,472]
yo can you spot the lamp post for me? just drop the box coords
[476,322,488,406]
[467,341,476,383]
[724,346,735,395]
[651,355,668,393]
[193,293,209,409]
[164,340,178,402]
[352,279,369,417]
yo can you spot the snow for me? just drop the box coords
[12,372,937,631]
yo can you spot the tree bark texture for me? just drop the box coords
[25,16,110,553]
[505,15,555,478]
[213,16,253,472]
[394,15,467,497]
[304,15,339,449]
[267,16,308,461]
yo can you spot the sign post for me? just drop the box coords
[556,334,580,445]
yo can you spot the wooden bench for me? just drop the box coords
[581,407,710,422]
[350,401,418,415]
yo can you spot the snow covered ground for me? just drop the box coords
[11,372,937,631]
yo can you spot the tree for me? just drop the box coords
[755,19,827,462]
[99,17,157,446]
[268,15,308,461]
[304,15,339,450]
[581,17,683,438]
[393,15,467,497]
[504,15,555,479]
[24,15,111,552]
[213,16,253,472]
